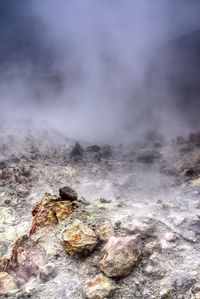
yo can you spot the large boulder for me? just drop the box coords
[85,274,116,299]
[62,220,98,256]
[99,235,140,278]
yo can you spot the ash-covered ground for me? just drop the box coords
[1,121,200,298]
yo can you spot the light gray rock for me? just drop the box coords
[85,274,116,299]
[0,272,17,295]
[95,220,114,241]
[99,235,140,278]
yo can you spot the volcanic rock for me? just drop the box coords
[95,220,114,241]
[192,283,200,299]
[70,142,83,157]
[0,272,17,295]
[99,145,112,158]
[137,150,161,164]
[87,145,101,152]
[85,273,116,299]
[0,161,6,170]
[4,235,46,287]
[99,198,111,204]
[144,253,166,279]
[99,235,140,278]
[30,193,75,234]
[59,186,78,201]
[121,217,156,237]
[62,220,98,256]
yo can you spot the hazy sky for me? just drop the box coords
[0,0,200,142]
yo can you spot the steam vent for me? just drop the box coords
[1,1,200,298]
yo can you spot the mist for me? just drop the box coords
[1,0,200,143]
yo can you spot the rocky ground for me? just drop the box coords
[1,122,200,298]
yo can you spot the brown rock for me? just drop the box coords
[85,273,116,299]
[99,235,140,278]
[30,193,75,234]
[0,272,17,295]
[62,220,98,256]
[53,201,75,221]
[59,186,78,201]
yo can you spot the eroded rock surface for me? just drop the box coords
[99,235,141,278]
[85,273,116,299]
[95,220,114,241]
[0,272,17,295]
[30,193,75,234]
[62,220,98,256]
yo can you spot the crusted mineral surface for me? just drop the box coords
[30,193,75,234]
[62,220,98,256]
[0,272,17,295]
[85,273,116,299]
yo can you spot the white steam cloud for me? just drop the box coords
[0,0,200,142]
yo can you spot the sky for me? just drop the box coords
[0,0,200,143]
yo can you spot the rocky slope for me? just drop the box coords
[1,123,200,298]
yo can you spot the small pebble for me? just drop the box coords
[4,199,11,205]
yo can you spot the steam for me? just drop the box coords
[0,0,200,142]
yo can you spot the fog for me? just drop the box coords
[0,0,200,143]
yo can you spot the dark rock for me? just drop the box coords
[100,198,111,204]
[4,199,11,205]
[188,217,200,233]
[137,150,161,164]
[185,169,195,177]
[154,142,162,148]
[99,145,112,159]
[70,142,83,157]
[189,132,200,145]
[175,136,186,145]
[59,186,78,201]
[0,161,6,170]
[114,220,121,230]
[87,145,101,152]
[180,146,192,154]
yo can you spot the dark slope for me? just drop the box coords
[150,29,200,127]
